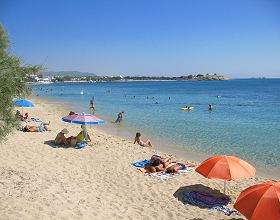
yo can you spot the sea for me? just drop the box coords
[32,79,280,177]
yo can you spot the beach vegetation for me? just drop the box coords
[0,23,42,141]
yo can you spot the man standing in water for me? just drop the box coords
[89,96,95,114]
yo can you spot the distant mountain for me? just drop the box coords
[43,71,97,77]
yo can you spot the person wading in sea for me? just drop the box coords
[90,96,95,114]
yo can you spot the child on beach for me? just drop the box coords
[134,132,153,147]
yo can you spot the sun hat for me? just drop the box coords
[61,128,69,134]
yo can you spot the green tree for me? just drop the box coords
[0,23,42,141]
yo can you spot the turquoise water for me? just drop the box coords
[32,79,280,168]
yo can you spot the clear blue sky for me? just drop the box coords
[1,0,280,77]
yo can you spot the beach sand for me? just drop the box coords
[0,97,265,220]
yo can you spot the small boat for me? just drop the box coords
[80,90,84,95]
[181,107,193,110]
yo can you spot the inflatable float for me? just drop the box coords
[181,107,193,110]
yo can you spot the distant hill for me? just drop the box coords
[43,71,97,77]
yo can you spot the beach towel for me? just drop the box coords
[131,159,151,168]
[137,165,193,180]
[75,141,88,149]
[148,167,193,181]
[183,191,238,216]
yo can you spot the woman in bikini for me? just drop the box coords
[146,155,173,173]
[166,162,195,173]
[134,132,153,147]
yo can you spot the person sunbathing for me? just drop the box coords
[146,155,174,173]
[166,162,195,173]
[134,132,153,147]
[23,121,51,132]
[146,160,166,173]
[150,155,172,168]
[69,111,75,115]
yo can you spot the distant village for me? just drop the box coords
[26,72,231,84]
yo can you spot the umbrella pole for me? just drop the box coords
[82,125,88,143]
[224,180,227,194]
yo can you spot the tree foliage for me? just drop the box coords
[0,23,42,141]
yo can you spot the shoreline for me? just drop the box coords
[89,109,280,180]
[0,95,270,219]
[31,94,280,180]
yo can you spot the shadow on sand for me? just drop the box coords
[44,140,72,148]
[173,184,244,220]
[173,184,228,204]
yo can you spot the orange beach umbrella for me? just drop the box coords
[234,181,280,220]
[196,155,256,193]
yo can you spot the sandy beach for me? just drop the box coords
[0,96,265,220]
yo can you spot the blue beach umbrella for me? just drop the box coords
[15,99,34,115]
[62,113,105,142]
[15,99,34,107]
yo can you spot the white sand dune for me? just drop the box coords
[0,97,265,219]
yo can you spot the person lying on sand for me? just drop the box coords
[146,155,174,173]
[23,121,51,132]
[166,162,195,173]
[150,155,172,168]
[146,161,165,173]
[69,111,75,115]
[134,132,153,147]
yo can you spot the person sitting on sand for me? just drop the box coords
[76,126,92,143]
[15,110,23,121]
[166,162,195,173]
[55,128,77,147]
[134,132,153,147]
[69,111,75,115]
[23,112,29,120]
[55,128,69,145]
[23,121,51,132]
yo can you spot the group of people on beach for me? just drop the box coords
[54,125,91,147]
[18,94,155,150]
[146,155,195,173]
[16,95,197,176]
[17,107,91,148]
